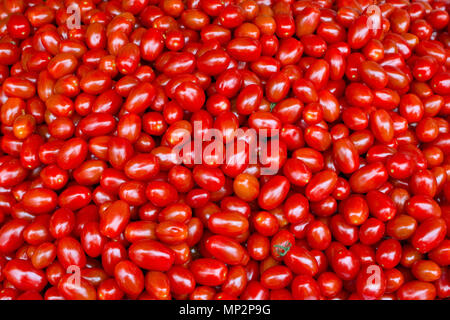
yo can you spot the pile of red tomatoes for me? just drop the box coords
[0,0,449,300]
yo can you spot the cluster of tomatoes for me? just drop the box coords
[0,0,449,301]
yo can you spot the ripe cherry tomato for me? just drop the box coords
[0,0,447,302]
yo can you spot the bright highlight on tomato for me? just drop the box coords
[0,0,448,302]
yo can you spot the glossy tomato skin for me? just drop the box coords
[128,239,175,272]
[4,259,47,292]
[284,246,319,277]
[100,200,131,239]
[397,281,437,300]
[32,242,57,269]
[22,188,57,215]
[356,264,386,300]
[219,264,246,297]
[333,138,359,174]
[349,162,388,193]
[81,222,107,258]
[306,220,331,251]
[57,237,87,270]
[98,278,124,300]
[330,215,359,246]
[366,190,397,222]
[240,280,269,300]
[208,211,249,237]
[376,239,402,269]
[330,247,361,281]
[291,275,321,300]
[412,218,447,253]
[167,265,196,295]
[58,273,97,300]
[205,235,249,266]
[283,194,309,224]
[428,239,450,267]
[56,138,88,170]
[193,165,225,192]
[0,219,29,253]
[261,265,293,290]
[0,0,447,302]
[114,260,145,297]
[305,170,338,202]
[190,258,228,286]
[258,175,290,210]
